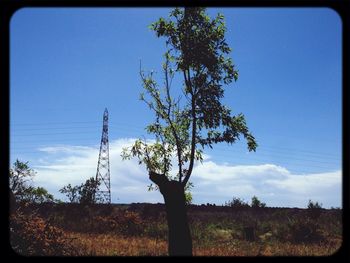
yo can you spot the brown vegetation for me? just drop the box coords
[9,202,342,256]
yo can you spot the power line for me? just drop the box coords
[10,145,340,170]
[10,138,341,163]
[11,124,144,134]
[10,122,146,131]
[10,123,341,156]
[10,133,341,158]
[10,121,101,126]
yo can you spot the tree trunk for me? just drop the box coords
[149,172,192,256]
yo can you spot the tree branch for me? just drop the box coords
[139,65,184,181]
[149,171,169,187]
[182,69,196,187]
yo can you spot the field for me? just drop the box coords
[10,202,342,256]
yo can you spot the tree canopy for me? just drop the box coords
[122,7,257,189]
[9,159,56,203]
[60,177,101,205]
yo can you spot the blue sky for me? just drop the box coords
[10,8,342,208]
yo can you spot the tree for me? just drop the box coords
[25,186,55,204]
[9,160,57,205]
[78,177,100,205]
[251,196,266,208]
[122,7,257,256]
[225,196,249,209]
[9,159,36,202]
[59,177,101,205]
[59,184,80,203]
[307,199,322,209]
[307,199,322,219]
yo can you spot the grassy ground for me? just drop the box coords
[67,231,341,256]
[10,203,342,256]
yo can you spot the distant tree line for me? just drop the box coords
[224,196,326,210]
[9,159,101,206]
[9,159,327,210]
[224,196,266,208]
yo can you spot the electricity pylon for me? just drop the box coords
[95,108,111,203]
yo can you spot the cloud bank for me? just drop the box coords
[32,138,342,208]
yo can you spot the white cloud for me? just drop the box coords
[191,161,341,208]
[33,138,163,204]
[31,138,342,208]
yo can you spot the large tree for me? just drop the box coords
[122,7,257,256]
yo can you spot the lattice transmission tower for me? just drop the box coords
[95,108,111,203]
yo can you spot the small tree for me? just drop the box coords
[59,184,80,203]
[251,196,266,208]
[307,199,322,219]
[25,187,55,204]
[225,196,249,208]
[307,200,322,209]
[78,177,100,205]
[9,159,36,202]
[122,7,257,256]
[60,177,101,205]
[9,160,56,204]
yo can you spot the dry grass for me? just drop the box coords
[14,203,341,256]
[193,239,342,256]
[67,232,168,256]
[66,231,341,256]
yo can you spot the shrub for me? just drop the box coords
[307,200,323,219]
[225,197,249,209]
[288,217,323,243]
[10,207,81,256]
[274,216,324,244]
[307,200,322,209]
[251,196,266,208]
[90,210,144,236]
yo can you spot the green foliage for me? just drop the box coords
[25,187,55,204]
[79,177,101,205]
[122,7,257,191]
[59,177,101,205]
[9,159,36,202]
[185,191,193,205]
[307,200,322,209]
[9,160,56,204]
[59,184,80,203]
[251,196,266,208]
[225,197,249,208]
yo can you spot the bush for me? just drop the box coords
[288,217,323,243]
[274,216,324,244]
[225,197,249,209]
[307,200,323,219]
[10,206,82,256]
[251,196,266,208]
[307,200,322,209]
[90,210,144,236]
